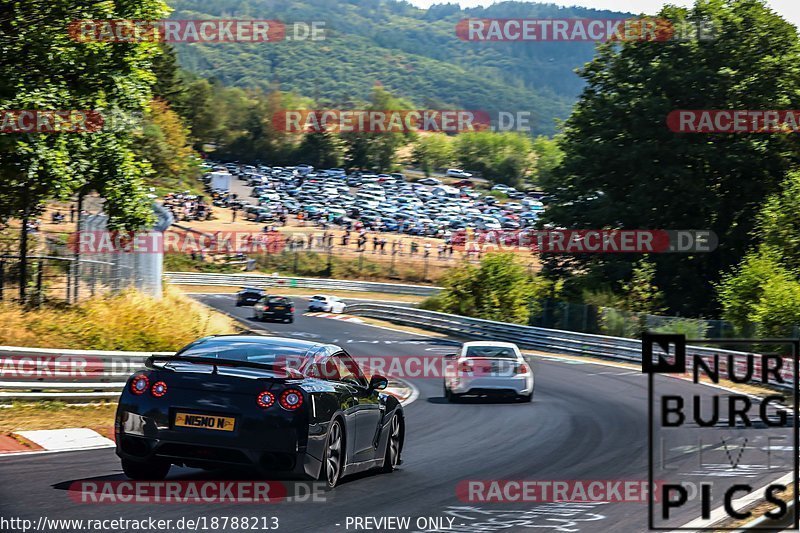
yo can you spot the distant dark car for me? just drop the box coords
[235,287,266,306]
[254,295,294,323]
[115,336,404,489]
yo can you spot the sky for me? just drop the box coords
[408,0,800,28]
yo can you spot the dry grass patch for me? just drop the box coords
[0,287,239,351]
[0,402,116,437]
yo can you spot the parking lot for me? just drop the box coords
[204,162,545,236]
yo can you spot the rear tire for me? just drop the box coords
[121,459,170,480]
[319,420,344,489]
[518,393,533,403]
[445,385,461,403]
[287,317,294,323]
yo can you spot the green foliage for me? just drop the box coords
[621,259,665,315]
[757,169,800,266]
[650,319,710,339]
[295,130,343,168]
[453,132,535,187]
[411,134,454,176]
[0,0,171,230]
[751,275,800,337]
[134,99,201,192]
[340,86,414,171]
[168,0,599,136]
[717,246,794,334]
[530,135,564,187]
[422,253,550,324]
[539,0,800,317]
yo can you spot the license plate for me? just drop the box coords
[174,412,236,432]
[273,306,285,310]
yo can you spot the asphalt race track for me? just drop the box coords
[0,294,793,533]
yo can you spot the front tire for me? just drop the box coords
[319,420,344,489]
[121,459,170,480]
[381,414,402,473]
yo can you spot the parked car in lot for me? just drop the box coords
[254,295,294,323]
[116,336,403,487]
[418,177,442,186]
[308,295,346,313]
[446,169,472,178]
[443,341,533,402]
[235,287,266,306]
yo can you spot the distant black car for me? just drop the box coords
[235,287,266,306]
[254,295,294,323]
[115,336,404,488]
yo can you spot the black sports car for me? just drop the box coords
[115,335,404,488]
[235,287,266,306]
[253,295,294,323]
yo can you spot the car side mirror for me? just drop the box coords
[369,374,389,391]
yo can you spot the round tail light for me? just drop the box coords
[257,391,275,409]
[130,374,149,395]
[279,389,304,411]
[151,381,168,398]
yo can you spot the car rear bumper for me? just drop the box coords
[115,409,320,478]
[451,375,534,395]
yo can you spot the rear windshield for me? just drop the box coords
[465,346,517,359]
[177,339,308,365]
[267,297,290,304]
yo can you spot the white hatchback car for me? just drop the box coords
[308,295,346,313]
[443,341,533,402]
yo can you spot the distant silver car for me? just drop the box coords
[308,295,346,313]
[443,341,533,402]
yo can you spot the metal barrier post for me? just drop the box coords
[36,260,43,307]
[66,262,72,303]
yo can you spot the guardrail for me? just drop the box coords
[2,303,793,398]
[345,303,796,389]
[0,346,167,400]
[164,272,442,296]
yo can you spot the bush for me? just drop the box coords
[717,246,797,335]
[420,252,551,324]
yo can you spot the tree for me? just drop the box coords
[530,135,564,187]
[756,169,800,267]
[453,131,535,187]
[134,99,200,191]
[0,0,169,301]
[540,0,800,316]
[340,86,413,171]
[717,246,792,334]
[412,134,453,176]
[294,128,343,168]
[621,259,665,315]
[423,253,551,324]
